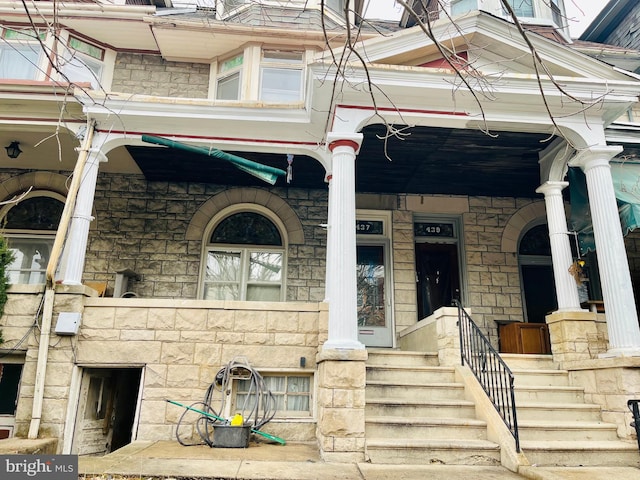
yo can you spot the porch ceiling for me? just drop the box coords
[127,125,550,198]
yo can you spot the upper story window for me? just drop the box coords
[504,0,534,17]
[550,0,563,27]
[202,211,285,301]
[451,0,477,16]
[60,36,104,89]
[260,50,304,102]
[216,54,243,101]
[0,28,45,80]
[2,194,64,284]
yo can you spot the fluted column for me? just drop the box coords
[570,146,640,356]
[536,181,583,311]
[323,132,364,350]
[324,171,334,303]
[59,147,107,285]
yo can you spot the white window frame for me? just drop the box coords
[59,35,106,90]
[233,372,314,419]
[259,50,304,103]
[450,0,478,16]
[214,53,244,101]
[198,204,288,301]
[0,27,45,81]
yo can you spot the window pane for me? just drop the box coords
[287,376,310,393]
[203,283,239,300]
[7,237,52,284]
[451,0,477,16]
[261,68,302,102]
[216,72,240,100]
[246,284,281,301]
[61,52,103,89]
[206,251,241,281]
[262,51,302,64]
[249,252,282,281]
[264,376,286,392]
[288,395,309,411]
[68,37,103,60]
[507,0,534,17]
[211,212,282,246]
[0,44,40,80]
[4,197,63,230]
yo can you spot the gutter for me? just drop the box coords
[27,123,96,439]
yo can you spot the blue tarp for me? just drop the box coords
[569,163,640,254]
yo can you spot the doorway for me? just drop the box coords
[72,367,142,455]
[415,243,460,320]
[519,224,557,323]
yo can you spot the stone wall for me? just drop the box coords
[86,174,329,301]
[111,54,210,98]
[6,288,327,446]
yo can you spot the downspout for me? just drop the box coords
[28,123,96,439]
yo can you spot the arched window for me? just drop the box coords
[1,193,64,284]
[201,211,285,301]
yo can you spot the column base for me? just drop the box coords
[322,339,365,351]
[600,347,640,358]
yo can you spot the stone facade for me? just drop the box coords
[111,54,210,98]
[5,287,327,445]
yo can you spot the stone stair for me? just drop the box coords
[364,349,501,465]
[502,354,639,467]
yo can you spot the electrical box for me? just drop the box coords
[54,312,81,336]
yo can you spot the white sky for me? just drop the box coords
[363,0,611,38]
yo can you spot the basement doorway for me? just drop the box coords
[71,367,142,456]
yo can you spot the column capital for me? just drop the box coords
[326,132,363,154]
[568,145,622,172]
[536,181,569,196]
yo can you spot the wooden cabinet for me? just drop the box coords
[499,322,551,354]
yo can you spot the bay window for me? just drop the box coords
[259,50,304,102]
[0,28,45,80]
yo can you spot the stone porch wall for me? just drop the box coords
[3,287,327,448]
[87,174,329,301]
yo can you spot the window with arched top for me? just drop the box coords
[1,194,64,284]
[201,211,285,301]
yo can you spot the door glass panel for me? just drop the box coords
[357,245,386,327]
[415,243,460,320]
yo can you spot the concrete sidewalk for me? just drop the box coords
[76,440,640,480]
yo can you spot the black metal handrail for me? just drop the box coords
[455,300,520,452]
[628,399,640,450]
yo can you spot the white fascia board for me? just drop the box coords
[79,94,313,128]
[0,2,156,19]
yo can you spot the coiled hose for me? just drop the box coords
[175,357,277,446]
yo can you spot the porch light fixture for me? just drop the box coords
[5,141,22,159]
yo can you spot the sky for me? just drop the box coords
[363,0,611,38]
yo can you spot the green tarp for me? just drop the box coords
[569,163,640,254]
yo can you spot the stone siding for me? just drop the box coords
[86,174,328,302]
[6,289,327,445]
[111,54,210,98]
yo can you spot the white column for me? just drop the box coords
[323,132,364,350]
[536,181,583,312]
[324,171,334,303]
[59,147,108,285]
[570,146,640,356]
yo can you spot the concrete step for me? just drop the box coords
[366,398,477,419]
[501,354,557,370]
[518,420,621,442]
[367,349,439,367]
[366,365,456,384]
[510,369,570,387]
[514,385,584,403]
[520,440,640,467]
[366,381,466,401]
[516,401,603,422]
[366,416,488,440]
[365,438,501,465]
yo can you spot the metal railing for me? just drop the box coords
[455,300,520,452]
[628,399,640,450]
